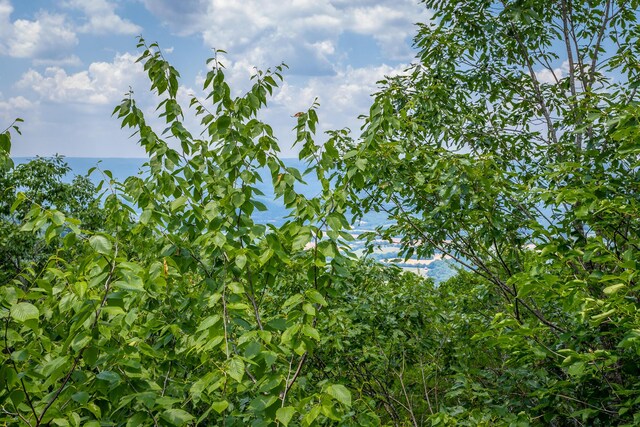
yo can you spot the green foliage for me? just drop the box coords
[3,1,640,425]
[0,118,21,172]
[0,155,104,284]
[338,0,640,424]
[312,261,435,425]
[0,38,361,426]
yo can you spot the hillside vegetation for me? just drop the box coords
[2,1,640,425]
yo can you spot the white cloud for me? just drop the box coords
[33,55,83,67]
[266,65,403,157]
[273,64,404,125]
[0,94,36,121]
[188,61,404,156]
[0,1,78,60]
[0,0,11,38]
[17,53,145,105]
[536,60,570,85]
[3,0,426,158]
[141,0,209,33]
[63,0,141,35]
[346,5,421,58]
[143,0,430,73]
[0,94,35,110]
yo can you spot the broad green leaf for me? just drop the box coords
[9,390,25,407]
[232,192,245,207]
[603,284,626,295]
[72,391,91,405]
[96,370,121,384]
[281,324,300,345]
[161,409,194,426]
[236,253,247,269]
[282,294,304,310]
[10,302,39,323]
[567,362,586,377]
[42,356,68,378]
[0,133,10,151]
[306,290,327,306]
[302,303,316,316]
[89,235,112,255]
[140,209,152,224]
[217,115,231,133]
[170,195,188,211]
[211,400,229,414]
[126,414,149,427]
[71,332,92,352]
[249,395,278,412]
[326,384,352,407]
[276,406,296,426]
[302,324,320,341]
[303,405,321,425]
[228,357,245,383]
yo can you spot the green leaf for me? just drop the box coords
[302,303,316,316]
[603,284,626,295]
[96,370,121,384]
[567,362,586,377]
[170,195,188,211]
[306,289,327,306]
[72,391,91,405]
[140,209,153,224]
[83,346,99,366]
[42,356,68,378]
[236,253,247,269]
[281,324,300,345]
[302,324,320,341]
[10,192,25,212]
[9,390,25,407]
[292,231,311,250]
[0,133,10,151]
[282,294,304,310]
[232,192,245,208]
[161,409,194,426]
[196,315,221,332]
[228,357,245,383]
[211,400,229,414]
[71,332,92,352]
[89,235,112,255]
[276,406,296,426]
[10,302,39,323]
[303,405,321,425]
[126,414,148,427]
[326,384,352,407]
[217,115,231,133]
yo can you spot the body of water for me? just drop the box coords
[12,156,455,282]
[13,156,391,227]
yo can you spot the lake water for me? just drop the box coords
[12,156,455,282]
[13,156,390,229]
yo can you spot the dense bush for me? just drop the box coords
[3,0,640,425]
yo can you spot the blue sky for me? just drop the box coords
[0,0,431,157]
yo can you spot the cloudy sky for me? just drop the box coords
[0,0,430,158]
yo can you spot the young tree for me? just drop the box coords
[0,41,364,426]
[340,0,640,423]
[0,156,104,283]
